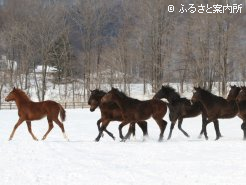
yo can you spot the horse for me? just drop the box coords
[5,87,69,141]
[88,89,148,141]
[97,87,168,142]
[236,86,246,102]
[153,85,222,140]
[234,86,246,139]
[191,87,238,140]
[227,85,241,101]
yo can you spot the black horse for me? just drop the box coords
[154,85,222,140]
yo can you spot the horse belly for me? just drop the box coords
[26,107,47,120]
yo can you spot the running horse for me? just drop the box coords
[191,87,238,140]
[5,87,69,141]
[88,89,148,141]
[153,85,222,140]
[235,86,246,139]
[97,88,168,142]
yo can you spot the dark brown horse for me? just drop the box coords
[235,86,246,139]
[153,85,222,140]
[88,89,148,141]
[5,87,69,141]
[97,88,168,142]
[191,87,238,140]
[227,85,241,101]
[236,86,246,102]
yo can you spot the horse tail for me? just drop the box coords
[59,104,66,122]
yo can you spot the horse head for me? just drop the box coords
[227,85,241,101]
[88,89,106,112]
[5,87,17,102]
[191,86,202,103]
[236,86,246,102]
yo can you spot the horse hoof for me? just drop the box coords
[184,133,190,137]
[95,138,99,142]
[158,138,164,142]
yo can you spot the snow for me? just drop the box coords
[0,109,246,185]
[35,65,57,73]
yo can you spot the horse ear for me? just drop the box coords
[13,87,16,90]
[194,87,198,91]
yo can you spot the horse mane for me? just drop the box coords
[162,85,181,100]
[198,88,224,101]
[112,88,139,103]
[92,89,107,96]
[13,88,31,102]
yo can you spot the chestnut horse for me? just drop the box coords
[5,87,69,141]
[191,87,238,140]
[97,88,168,142]
[153,85,222,140]
[88,89,148,141]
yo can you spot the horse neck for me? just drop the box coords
[14,95,31,109]
[98,93,106,104]
[112,94,127,112]
[166,93,180,104]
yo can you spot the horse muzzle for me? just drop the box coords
[90,108,96,112]
[5,98,11,102]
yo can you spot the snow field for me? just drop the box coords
[0,109,246,185]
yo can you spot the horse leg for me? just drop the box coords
[241,122,246,140]
[104,129,115,140]
[9,118,24,141]
[26,121,38,141]
[124,123,135,140]
[155,119,167,142]
[95,120,110,142]
[96,119,103,137]
[118,122,129,141]
[42,118,54,140]
[137,121,148,137]
[202,120,209,140]
[53,118,69,141]
[178,118,190,137]
[213,120,221,140]
[97,118,115,140]
[167,121,175,140]
[199,114,207,138]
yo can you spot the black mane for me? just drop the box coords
[112,88,140,104]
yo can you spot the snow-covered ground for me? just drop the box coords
[0,109,246,185]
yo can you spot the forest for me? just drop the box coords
[0,0,245,103]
